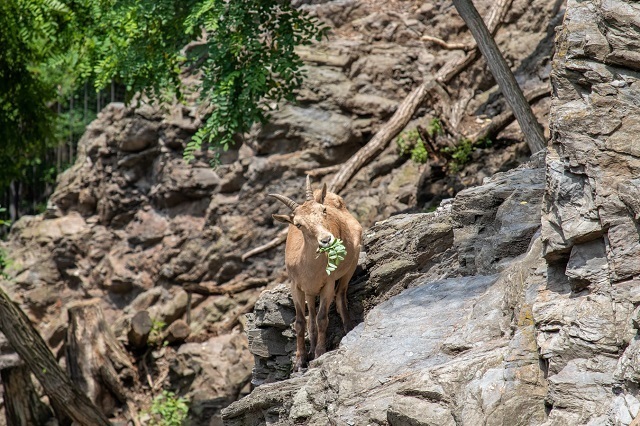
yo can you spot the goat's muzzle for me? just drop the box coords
[318,234,335,248]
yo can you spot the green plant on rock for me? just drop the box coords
[148,390,189,426]
[396,128,428,164]
[148,319,167,346]
[443,137,492,172]
[427,117,443,137]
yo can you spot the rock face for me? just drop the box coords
[538,0,640,424]
[0,0,560,423]
[224,1,640,425]
[224,156,548,425]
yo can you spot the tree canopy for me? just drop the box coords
[0,0,326,189]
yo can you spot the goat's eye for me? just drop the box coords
[322,208,327,215]
[295,223,302,229]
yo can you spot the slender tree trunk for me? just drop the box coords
[452,0,546,154]
[0,284,112,426]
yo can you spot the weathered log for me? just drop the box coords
[453,0,546,153]
[1,365,54,426]
[127,311,152,349]
[0,283,111,426]
[162,319,191,345]
[66,300,137,417]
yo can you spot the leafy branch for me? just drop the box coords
[317,239,347,276]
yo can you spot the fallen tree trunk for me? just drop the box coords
[329,0,513,194]
[0,283,111,426]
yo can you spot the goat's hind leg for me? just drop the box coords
[315,281,335,359]
[291,285,308,371]
[336,266,357,333]
[306,294,318,359]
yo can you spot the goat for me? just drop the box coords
[269,176,362,371]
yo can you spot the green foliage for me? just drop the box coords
[181,1,328,163]
[149,391,189,426]
[427,117,443,137]
[443,137,492,172]
[396,129,428,164]
[317,238,347,275]
[1,0,327,190]
[148,319,167,345]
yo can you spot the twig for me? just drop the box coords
[241,229,288,262]
[467,85,550,143]
[421,35,472,51]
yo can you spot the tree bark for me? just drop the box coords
[66,300,137,417]
[453,0,546,154]
[1,365,55,426]
[0,284,112,426]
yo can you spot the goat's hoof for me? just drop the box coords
[294,357,307,372]
[314,348,326,359]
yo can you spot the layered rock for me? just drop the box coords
[225,1,640,425]
[0,0,560,423]
[538,0,640,423]
[224,153,548,425]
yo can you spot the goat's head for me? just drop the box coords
[269,176,335,248]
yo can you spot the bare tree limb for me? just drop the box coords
[184,277,269,297]
[421,35,472,51]
[241,229,288,262]
[453,0,546,153]
[468,85,550,143]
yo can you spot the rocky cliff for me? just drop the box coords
[0,0,563,425]
[223,1,640,425]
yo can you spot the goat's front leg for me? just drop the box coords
[315,281,335,359]
[306,294,317,358]
[291,286,308,372]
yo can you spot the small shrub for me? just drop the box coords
[148,391,189,426]
[396,129,428,164]
[427,117,443,137]
[443,137,492,172]
[148,320,167,345]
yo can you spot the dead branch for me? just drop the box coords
[421,35,472,51]
[329,0,513,194]
[307,164,342,177]
[211,294,261,335]
[184,277,269,297]
[468,85,550,143]
[241,229,288,262]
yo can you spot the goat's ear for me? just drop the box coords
[316,183,327,204]
[272,214,293,224]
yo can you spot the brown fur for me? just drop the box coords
[270,179,362,371]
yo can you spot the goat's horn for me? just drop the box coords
[306,175,313,201]
[268,194,299,211]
